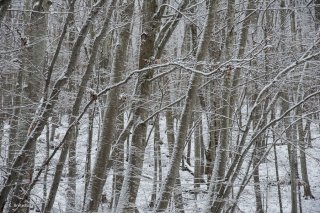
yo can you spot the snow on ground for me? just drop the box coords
[2,113,320,212]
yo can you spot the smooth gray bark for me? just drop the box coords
[297,107,314,199]
[65,4,78,210]
[110,105,125,209]
[315,0,320,30]
[10,1,50,211]
[115,2,190,208]
[0,77,4,150]
[43,1,114,212]
[66,126,78,212]
[288,1,298,212]
[6,70,22,167]
[205,0,236,210]
[207,32,320,213]
[82,107,95,210]
[115,1,171,212]
[85,1,133,211]
[165,104,184,212]
[251,2,272,211]
[155,1,218,211]
[42,124,50,211]
[272,112,283,213]
[194,116,202,196]
[149,116,161,207]
[0,0,108,210]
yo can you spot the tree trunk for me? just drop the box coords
[315,0,320,30]
[65,8,78,208]
[252,140,264,213]
[42,124,50,211]
[6,70,22,167]
[66,126,78,212]
[206,0,238,208]
[0,77,4,151]
[304,118,312,147]
[200,124,205,178]
[186,134,191,165]
[9,1,50,211]
[115,1,166,212]
[273,139,283,213]
[194,115,202,197]
[85,1,133,211]
[0,0,108,209]
[149,116,160,207]
[271,110,283,213]
[50,115,59,142]
[82,106,95,210]
[288,1,298,212]
[207,0,255,210]
[43,1,112,212]
[205,85,219,187]
[209,68,232,211]
[155,1,218,211]
[165,105,185,212]
[251,94,267,213]
[282,92,298,213]
[110,106,125,209]
[297,107,314,199]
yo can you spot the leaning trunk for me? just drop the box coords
[85,1,133,211]
[155,1,218,211]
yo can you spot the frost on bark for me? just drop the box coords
[206,0,238,205]
[205,0,255,211]
[271,110,284,213]
[8,1,50,211]
[6,70,22,167]
[115,1,160,211]
[194,113,203,197]
[149,116,161,208]
[114,0,190,211]
[281,90,298,213]
[251,101,267,213]
[43,0,114,209]
[155,0,218,211]
[164,99,184,212]
[294,63,314,200]
[208,70,232,212]
[82,107,94,210]
[66,126,78,212]
[110,105,125,209]
[85,1,133,212]
[315,0,320,30]
[0,0,109,210]
[251,2,272,212]
[65,3,78,210]
[204,83,219,186]
[286,1,299,212]
[205,0,235,211]
[0,76,5,151]
[297,106,314,199]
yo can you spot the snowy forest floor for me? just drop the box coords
[2,114,320,212]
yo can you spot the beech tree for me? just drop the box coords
[0,0,320,212]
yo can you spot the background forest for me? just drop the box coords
[1,0,320,212]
